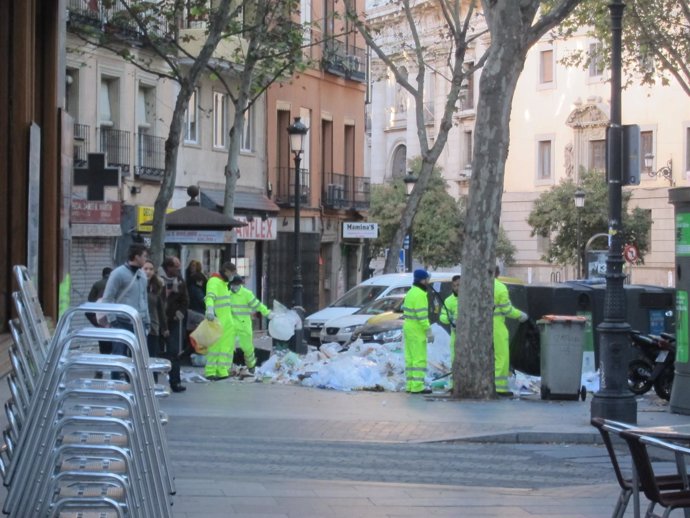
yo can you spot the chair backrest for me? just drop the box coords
[619,430,663,503]
[591,417,636,491]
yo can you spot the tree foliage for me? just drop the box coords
[369,158,516,270]
[369,162,463,270]
[527,170,652,267]
[556,0,690,96]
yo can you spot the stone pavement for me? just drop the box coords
[156,373,690,517]
[1,369,689,517]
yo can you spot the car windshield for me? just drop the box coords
[330,285,386,308]
[356,297,403,316]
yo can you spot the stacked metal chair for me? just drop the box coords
[1,265,176,517]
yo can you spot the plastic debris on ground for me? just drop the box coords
[255,322,606,395]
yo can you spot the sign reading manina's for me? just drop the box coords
[342,222,378,239]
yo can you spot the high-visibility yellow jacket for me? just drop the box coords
[402,284,430,332]
[228,286,270,329]
[204,274,233,325]
[493,279,521,322]
[439,293,458,327]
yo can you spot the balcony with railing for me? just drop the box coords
[275,167,311,208]
[67,0,171,41]
[98,127,131,175]
[322,38,366,83]
[73,123,90,168]
[135,133,165,181]
[323,172,370,210]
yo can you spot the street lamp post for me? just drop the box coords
[403,171,418,272]
[574,188,585,279]
[287,117,309,354]
[591,0,637,423]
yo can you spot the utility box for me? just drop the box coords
[669,188,690,415]
[538,315,587,401]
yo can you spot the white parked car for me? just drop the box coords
[304,272,460,346]
[319,295,405,345]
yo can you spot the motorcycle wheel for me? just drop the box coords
[653,368,674,401]
[628,359,653,395]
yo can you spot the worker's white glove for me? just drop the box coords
[205,309,215,321]
[426,328,435,343]
[267,311,275,320]
[518,311,529,323]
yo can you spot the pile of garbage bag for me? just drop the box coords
[256,324,552,394]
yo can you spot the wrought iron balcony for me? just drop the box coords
[98,127,131,175]
[135,133,165,181]
[323,172,370,210]
[322,39,366,83]
[67,0,171,40]
[275,167,311,208]
[73,123,90,168]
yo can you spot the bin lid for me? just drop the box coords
[537,315,587,324]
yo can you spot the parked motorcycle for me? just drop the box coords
[627,330,675,401]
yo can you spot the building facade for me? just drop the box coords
[365,3,689,286]
[265,0,369,315]
[64,2,275,304]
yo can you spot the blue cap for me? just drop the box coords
[413,269,430,282]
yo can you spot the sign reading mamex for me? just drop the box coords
[343,222,378,239]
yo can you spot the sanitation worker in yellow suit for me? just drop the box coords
[228,275,272,373]
[204,262,236,380]
[493,266,528,396]
[402,269,433,394]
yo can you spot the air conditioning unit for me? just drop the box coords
[327,184,345,207]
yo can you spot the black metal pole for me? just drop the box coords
[591,0,637,423]
[292,151,303,309]
[405,233,413,272]
[575,213,582,279]
[291,152,307,354]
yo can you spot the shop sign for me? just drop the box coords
[343,221,378,239]
[71,200,121,224]
[71,224,122,237]
[165,230,236,244]
[234,216,277,241]
[136,205,173,232]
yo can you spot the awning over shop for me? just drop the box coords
[201,188,280,214]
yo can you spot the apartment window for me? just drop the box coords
[589,139,606,172]
[537,234,550,255]
[641,130,654,179]
[463,130,473,168]
[537,139,553,180]
[137,84,155,130]
[391,144,406,179]
[213,91,227,149]
[588,42,605,78]
[344,124,355,177]
[184,89,199,144]
[100,76,119,127]
[539,48,554,85]
[301,0,311,45]
[686,126,690,177]
[66,69,79,119]
[460,61,474,110]
[241,106,254,152]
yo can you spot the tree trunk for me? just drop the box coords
[147,1,234,266]
[453,8,529,399]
